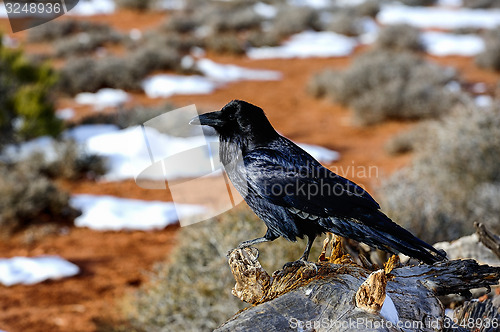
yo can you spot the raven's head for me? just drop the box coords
[190,100,278,147]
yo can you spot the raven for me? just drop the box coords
[190,100,446,264]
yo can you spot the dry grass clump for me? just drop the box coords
[375,24,424,52]
[122,206,323,331]
[476,27,500,72]
[0,161,77,235]
[308,50,458,125]
[380,105,500,244]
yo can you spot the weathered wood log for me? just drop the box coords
[475,222,500,260]
[218,242,500,332]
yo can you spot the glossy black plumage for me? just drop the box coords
[190,100,447,264]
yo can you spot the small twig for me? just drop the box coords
[474,222,500,259]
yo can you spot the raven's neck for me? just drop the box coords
[219,134,248,167]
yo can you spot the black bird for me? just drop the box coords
[190,100,447,264]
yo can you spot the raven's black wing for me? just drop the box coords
[241,146,380,218]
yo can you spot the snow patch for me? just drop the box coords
[298,143,339,164]
[0,256,79,286]
[75,88,129,110]
[421,31,485,56]
[380,294,399,325]
[378,4,500,29]
[71,194,205,231]
[254,2,277,19]
[248,31,357,59]
[197,58,282,82]
[143,59,281,98]
[68,0,116,16]
[142,75,216,98]
[56,108,75,120]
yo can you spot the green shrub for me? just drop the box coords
[0,36,62,147]
[308,50,458,125]
[476,27,500,71]
[380,105,500,244]
[0,161,77,235]
[122,207,324,331]
[375,24,424,52]
[384,121,436,155]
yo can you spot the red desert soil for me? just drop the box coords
[1,11,499,332]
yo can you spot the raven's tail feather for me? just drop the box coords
[333,209,447,264]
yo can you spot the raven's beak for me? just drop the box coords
[189,111,223,127]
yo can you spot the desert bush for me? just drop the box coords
[380,105,500,244]
[352,0,380,17]
[0,161,76,235]
[476,27,500,71]
[271,5,320,38]
[400,0,436,6]
[39,140,107,180]
[74,103,177,129]
[0,36,62,148]
[204,33,245,55]
[375,24,424,52]
[58,45,182,95]
[54,30,123,57]
[384,121,436,155]
[327,9,366,37]
[27,20,115,42]
[115,0,158,11]
[205,6,263,33]
[463,0,500,8]
[162,15,200,34]
[308,50,458,125]
[246,30,281,48]
[122,206,324,331]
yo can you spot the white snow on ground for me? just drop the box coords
[421,31,485,56]
[297,143,339,164]
[0,256,79,287]
[143,59,281,98]
[142,75,217,98]
[68,0,116,16]
[56,108,76,120]
[378,4,500,29]
[197,58,282,82]
[380,294,399,325]
[253,2,277,19]
[1,136,59,163]
[437,0,463,7]
[71,194,205,231]
[248,31,357,59]
[287,0,332,9]
[75,88,129,110]
[2,124,340,181]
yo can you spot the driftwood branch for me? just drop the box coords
[218,238,500,332]
[475,222,500,259]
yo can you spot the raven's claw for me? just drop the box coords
[283,260,318,274]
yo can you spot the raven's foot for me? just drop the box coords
[227,246,259,261]
[283,259,318,274]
